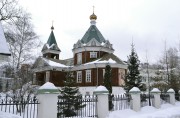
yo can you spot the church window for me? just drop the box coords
[77,71,82,83]
[90,52,97,58]
[86,70,91,82]
[77,53,82,64]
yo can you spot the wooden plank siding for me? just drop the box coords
[74,51,108,65]
[35,68,124,87]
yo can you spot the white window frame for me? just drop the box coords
[77,71,82,83]
[86,70,91,82]
[90,52,97,58]
[77,53,82,64]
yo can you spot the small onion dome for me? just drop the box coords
[51,26,54,30]
[90,12,97,20]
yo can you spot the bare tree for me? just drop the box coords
[5,12,41,70]
[3,12,41,108]
[0,0,21,21]
[158,45,180,93]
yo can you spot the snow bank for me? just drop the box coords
[108,102,180,118]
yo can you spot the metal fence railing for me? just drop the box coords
[160,93,170,104]
[110,94,131,111]
[175,93,180,101]
[0,95,39,118]
[140,94,154,107]
[57,95,98,118]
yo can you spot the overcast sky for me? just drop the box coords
[19,0,180,64]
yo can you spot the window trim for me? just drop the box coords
[86,70,91,82]
[90,52,97,58]
[77,71,82,83]
[77,53,82,64]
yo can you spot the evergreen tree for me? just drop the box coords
[58,71,85,117]
[103,65,112,94]
[124,43,146,92]
[103,64,113,110]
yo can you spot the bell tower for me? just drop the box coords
[41,25,61,59]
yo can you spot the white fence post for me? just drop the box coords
[167,88,175,105]
[37,82,60,118]
[151,88,161,109]
[93,86,109,118]
[129,87,141,112]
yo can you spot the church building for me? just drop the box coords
[32,11,127,94]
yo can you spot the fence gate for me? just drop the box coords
[109,94,131,111]
[140,94,154,107]
[57,95,98,118]
[0,95,39,118]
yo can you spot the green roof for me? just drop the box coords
[81,25,106,44]
[47,31,57,46]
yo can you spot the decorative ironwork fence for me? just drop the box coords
[110,94,131,111]
[175,93,180,101]
[160,93,170,104]
[0,95,39,118]
[140,94,154,107]
[57,95,98,118]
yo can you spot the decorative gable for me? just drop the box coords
[32,57,49,69]
[86,38,101,47]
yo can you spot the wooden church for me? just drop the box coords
[32,11,127,93]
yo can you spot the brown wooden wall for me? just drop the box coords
[74,51,108,65]
[36,72,46,85]
[75,68,120,86]
[35,68,125,87]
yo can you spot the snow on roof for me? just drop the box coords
[43,58,69,67]
[94,85,108,92]
[39,82,57,90]
[85,58,116,65]
[129,87,140,92]
[0,22,10,55]
[151,88,161,92]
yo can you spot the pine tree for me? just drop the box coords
[58,71,85,117]
[103,64,113,110]
[124,43,146,92]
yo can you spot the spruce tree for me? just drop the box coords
[103,65,112,94]
[124,43,146,92]
[103,64,113,110]
[58,71,85,117]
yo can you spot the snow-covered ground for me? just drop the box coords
[0,111,22,118]
[1,101,180,118]
[108,101,180,118]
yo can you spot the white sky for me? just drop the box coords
[19,0,180,63]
